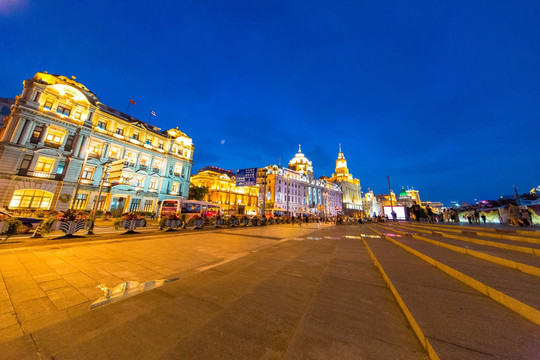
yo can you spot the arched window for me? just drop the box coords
[9,189,53,209]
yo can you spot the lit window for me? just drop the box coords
[171,182,179,193]
[56,104,71,116]
[140,157,149,166]
[74,109,82,120]
[153,160,161,171]
[43,99,54,110]
[88,142,102,156]
[97,121,107,130]
[174,163,182,175]
[9,189,53,209]
[135,176,144,187]
[45,128,64,144]
[116,127,124,135]
[109,147,121,159]
[34,156,55,174]
[149,178,158,190]
[82,167,94,182]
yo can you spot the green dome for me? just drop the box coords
[399,187,408,197]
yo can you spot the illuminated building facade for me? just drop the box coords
[190,167,259,215]
[325,145,362,216]
[0,72,194,213]
[258,145,342,217]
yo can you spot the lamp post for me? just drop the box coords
[70,150,89,210]
[261,169,268,216]
[87,161,112,235]
[286,173,290,219]
[387,175,394,218]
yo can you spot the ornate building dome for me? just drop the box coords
[288,144,313,176]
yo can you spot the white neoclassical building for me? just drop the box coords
[0,72,194,214]
[258,145,342,217]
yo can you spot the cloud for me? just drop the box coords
[0,0,28,16]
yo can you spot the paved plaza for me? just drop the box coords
[0,222,539,359]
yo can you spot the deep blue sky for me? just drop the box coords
[1,1,539,205]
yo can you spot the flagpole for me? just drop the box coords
[127,100,131,114]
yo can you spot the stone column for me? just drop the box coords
[78,136,89,158]
[37,124,49,145]
[17,120,34,145]
[10,118,27,144]
[102,143,110,160]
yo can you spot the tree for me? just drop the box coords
[189,185,209,201]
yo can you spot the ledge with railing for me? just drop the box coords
[17,168,64,180]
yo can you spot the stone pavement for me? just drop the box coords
[0,223,429,359]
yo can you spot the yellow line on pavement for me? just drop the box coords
[369,226,540,326]
[362,237,440,360]
[382,225,540,277]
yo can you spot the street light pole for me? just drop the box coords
[261,170,267,216]
[387,175,394,215]
[70,150,89,210]
[286,173,290,219]
[87,162,111,235]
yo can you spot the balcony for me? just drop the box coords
[44,141,61,149]
[18,168,64,181]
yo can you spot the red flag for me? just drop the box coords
[129,98,136,105]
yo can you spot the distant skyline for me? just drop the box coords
[1,1,539,206]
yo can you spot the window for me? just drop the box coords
[32,125,43,141]
[132,132,139,140]
[129,198,140,212]
[97,120,107,130]
[116,127,124,135]
[149,178,158,190]
[143,200,153,212]
[124,151,137,166]
[43,99,53,110]
[74,109,82,120]
[135,176,144,187]
[34,156,55,174]
[9,189,53,209]
[158,142,164,149]
[174,163,182,176]
[153,159,161,171]
[140,156,149,167]
[109,147,121,160]
[88,142,102,157]
[56,103,71,116]
[20,154,32,171]
[64,134,75,151]
[73,194,88,210]
[33,91,41,101]
[56,162,65,175]
[81,166,94,182]
[171,182,179,194]
[45,128,64,144]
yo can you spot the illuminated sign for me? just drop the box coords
[236,168,257,186]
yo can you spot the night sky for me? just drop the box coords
[1,1,539,206]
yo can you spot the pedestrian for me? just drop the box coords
[481,213,486,224]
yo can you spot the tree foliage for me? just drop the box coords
[188,185,209,201]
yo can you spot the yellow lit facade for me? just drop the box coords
[0,72,194,213]
[190,168,259,215]
[326,145,363,216]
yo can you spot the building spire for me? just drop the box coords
[339,143,342,153]
[298,144,302,153]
